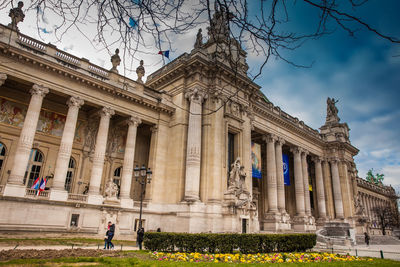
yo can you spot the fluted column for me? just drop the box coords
[291,146,305,216]
[120,116,141,208]
[50,96,84,200]
[88,107,114,204]
[4,84,49,197]
[313,157,327,220]
[301,150,311,216]
[184,87,207,202]
[275,137,286,214]
[330,158,344,219]
[264,134,278,214]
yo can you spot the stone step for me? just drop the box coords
[356,235,400,245]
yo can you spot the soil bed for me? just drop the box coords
[0,249,120,262]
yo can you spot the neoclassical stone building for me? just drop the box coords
[0,9,397,238]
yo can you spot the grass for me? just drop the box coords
[0,237,136,246]
[0,251,399,267]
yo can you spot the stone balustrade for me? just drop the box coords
[25,189,49,198]
[67,193,88,202]
[0,185,3,195]
[356,177,396,197]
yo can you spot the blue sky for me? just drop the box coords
[1,1,399,188]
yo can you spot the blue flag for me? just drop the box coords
[158,50,170,58]
[282,153,290,185]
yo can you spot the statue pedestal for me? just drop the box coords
[103,196,120,205]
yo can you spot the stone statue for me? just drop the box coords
[228,157,241,190]
[326,97,340,123]
[110,49,121,73]
[354,195,364,216]
[8,1,25,31]
[207,5,233,42]
[104,179,119,200]
[136,60,145,83]
[194,29,203,49]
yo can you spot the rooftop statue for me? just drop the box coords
[326,97,340,123]
[366,169,384,185]
[194,28,203,49]
[136,60,145,83]
[207,5,233,42]
[110,49,121,73]
[8,1,25,31]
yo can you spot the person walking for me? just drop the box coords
[106,221,115,249]
[364,232,370,247]
[137,227,145,250]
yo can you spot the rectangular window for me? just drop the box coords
[70,214,79,227]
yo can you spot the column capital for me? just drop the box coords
[290,146,302,155]
[30,84,49,97]
[99,107,115,118]
[275,137,285,146]
[312,156,323,163]
[329,157,340,164]
[301,149,309,157]
[127,116,141,127]
[67,96,84,108]
[0,73,7,86]
[150,124,158,133]
[185,86,208,104]
[263,133,277,144]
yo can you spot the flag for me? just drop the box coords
[251,142,262,179]
[31,177,40,190]
[39,178,47,192]
[158,50,170,58]
[129,17,137,28]
[282,154,290,185]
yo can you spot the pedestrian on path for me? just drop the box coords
[364,232,370,247]
[137,227,144,250]
[105,221,115,249]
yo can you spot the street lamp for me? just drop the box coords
[134,164,152,230]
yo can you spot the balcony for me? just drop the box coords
[67,193,88,203]
[25,188,49,198]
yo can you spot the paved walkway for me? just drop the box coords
[313,243,400,261]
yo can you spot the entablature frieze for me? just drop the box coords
[356,177,397,198]
[0,28,175,117]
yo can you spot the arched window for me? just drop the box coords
[24,149,44,188]
[65,157,76,192]
[113,167,122,198]
[0,142,6,173]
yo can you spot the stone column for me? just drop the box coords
[4,84,49,197]
[301,150,312,217]
[50,96,84,201]
[145,125,158,201]
[120,116,141,208]
[291,147,305,217]
[184,87,207,202]
[322,159,334,219]
[264,134,278,214]
[313,156,327,220]
[88,107,114,204]
[275,137,286,214]
[330,158,344,219]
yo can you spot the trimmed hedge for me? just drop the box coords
[144,232,316,253]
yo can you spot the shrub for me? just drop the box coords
[144,232,316,253]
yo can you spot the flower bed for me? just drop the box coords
[151,252,374,263]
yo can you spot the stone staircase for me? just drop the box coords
[356,235,400,245]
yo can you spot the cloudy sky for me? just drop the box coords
[1,1,399,189]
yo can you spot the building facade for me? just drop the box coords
[0,9,397,238]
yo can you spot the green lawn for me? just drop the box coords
[0,251,399,267]
[0,237,136,246]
